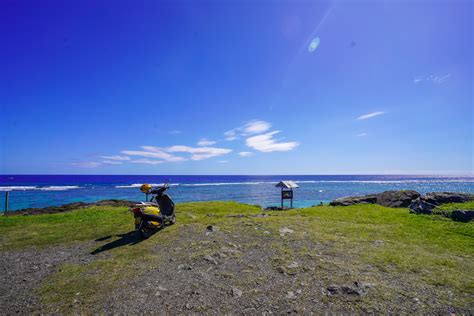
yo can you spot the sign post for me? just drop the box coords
[275,181,299,209]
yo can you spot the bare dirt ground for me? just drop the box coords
[2,220,471,315]
[0,242,107,314]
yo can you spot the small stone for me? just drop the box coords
[286,291,297,299]
[218,252,228,259]
[287,261,299,269]
[204,255,218,265]
[178,264,192,270]
[263,231,271,234]
[157,286,168,291]
[232,287,243,298]
[279,227,294,236]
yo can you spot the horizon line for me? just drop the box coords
[1,173,473,177]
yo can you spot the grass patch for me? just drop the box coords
[1,201,473,312]
[433,201,474,217]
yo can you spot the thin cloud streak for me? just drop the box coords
[100,155,130,161]
[356,111,385,120]
[71,161,101,168]
[197,138,216,146]
[414,73,451,84]
[165,145,232,161]
[239,151,254,157]
[101,160,123,165]
[225,120,271,141]
[130,159,163,165]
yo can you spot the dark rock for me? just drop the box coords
[327,285,340,295]
[375,190,420,207]
[330,194,377,206]
[331,190,473,212]
[264,206,291,211]
[451,210,474,222]
[409,192,474,215]
[8,199,137,216]
[327,282,373,296]
[330,190,420,207]
[409,198,437,214]
[206,225,218,232]
[421,192,474,205]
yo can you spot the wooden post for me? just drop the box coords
[281,188,283,209]
[4,191,9,215]
[290,189,293,208]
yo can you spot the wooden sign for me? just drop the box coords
[282,190,293,199]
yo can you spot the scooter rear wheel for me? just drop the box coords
[139,226,156,239]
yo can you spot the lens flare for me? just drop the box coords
[308,37,320,53]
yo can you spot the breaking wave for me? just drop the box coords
[0,186,80,192]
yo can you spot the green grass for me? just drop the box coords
[1,201,473,312]
[433,201,474,216]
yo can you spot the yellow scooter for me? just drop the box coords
[130,183,176,238]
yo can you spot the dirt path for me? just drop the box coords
[0,243,107,314]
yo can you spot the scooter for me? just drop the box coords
[130,183,176,238]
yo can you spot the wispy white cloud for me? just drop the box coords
[356,111,385,120]
[238,151,254,157]
[414,73,451,84]
[169,130,182,134]
[197,138,216,146]
[130,159,163,165]
[243,120,271,134]
[100,155,130,161]
[165,145,232,161]
[224,130,237,141]
[101,160,123,165]
[72,161,101,168]
[246,131,299,152]
[356,133,367,137]
[122,146,186,162]
[218,160,228,163]
[225,120,271,141]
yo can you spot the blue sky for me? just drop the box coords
[0,0,472,175]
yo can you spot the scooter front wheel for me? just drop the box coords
[170,214,176,225]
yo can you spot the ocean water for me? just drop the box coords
[0,175,473,212]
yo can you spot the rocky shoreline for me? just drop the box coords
[5,199,136,216]
[6,191,474,222]
[330,191,474,222]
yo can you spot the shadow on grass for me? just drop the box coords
[91,230,147,255]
